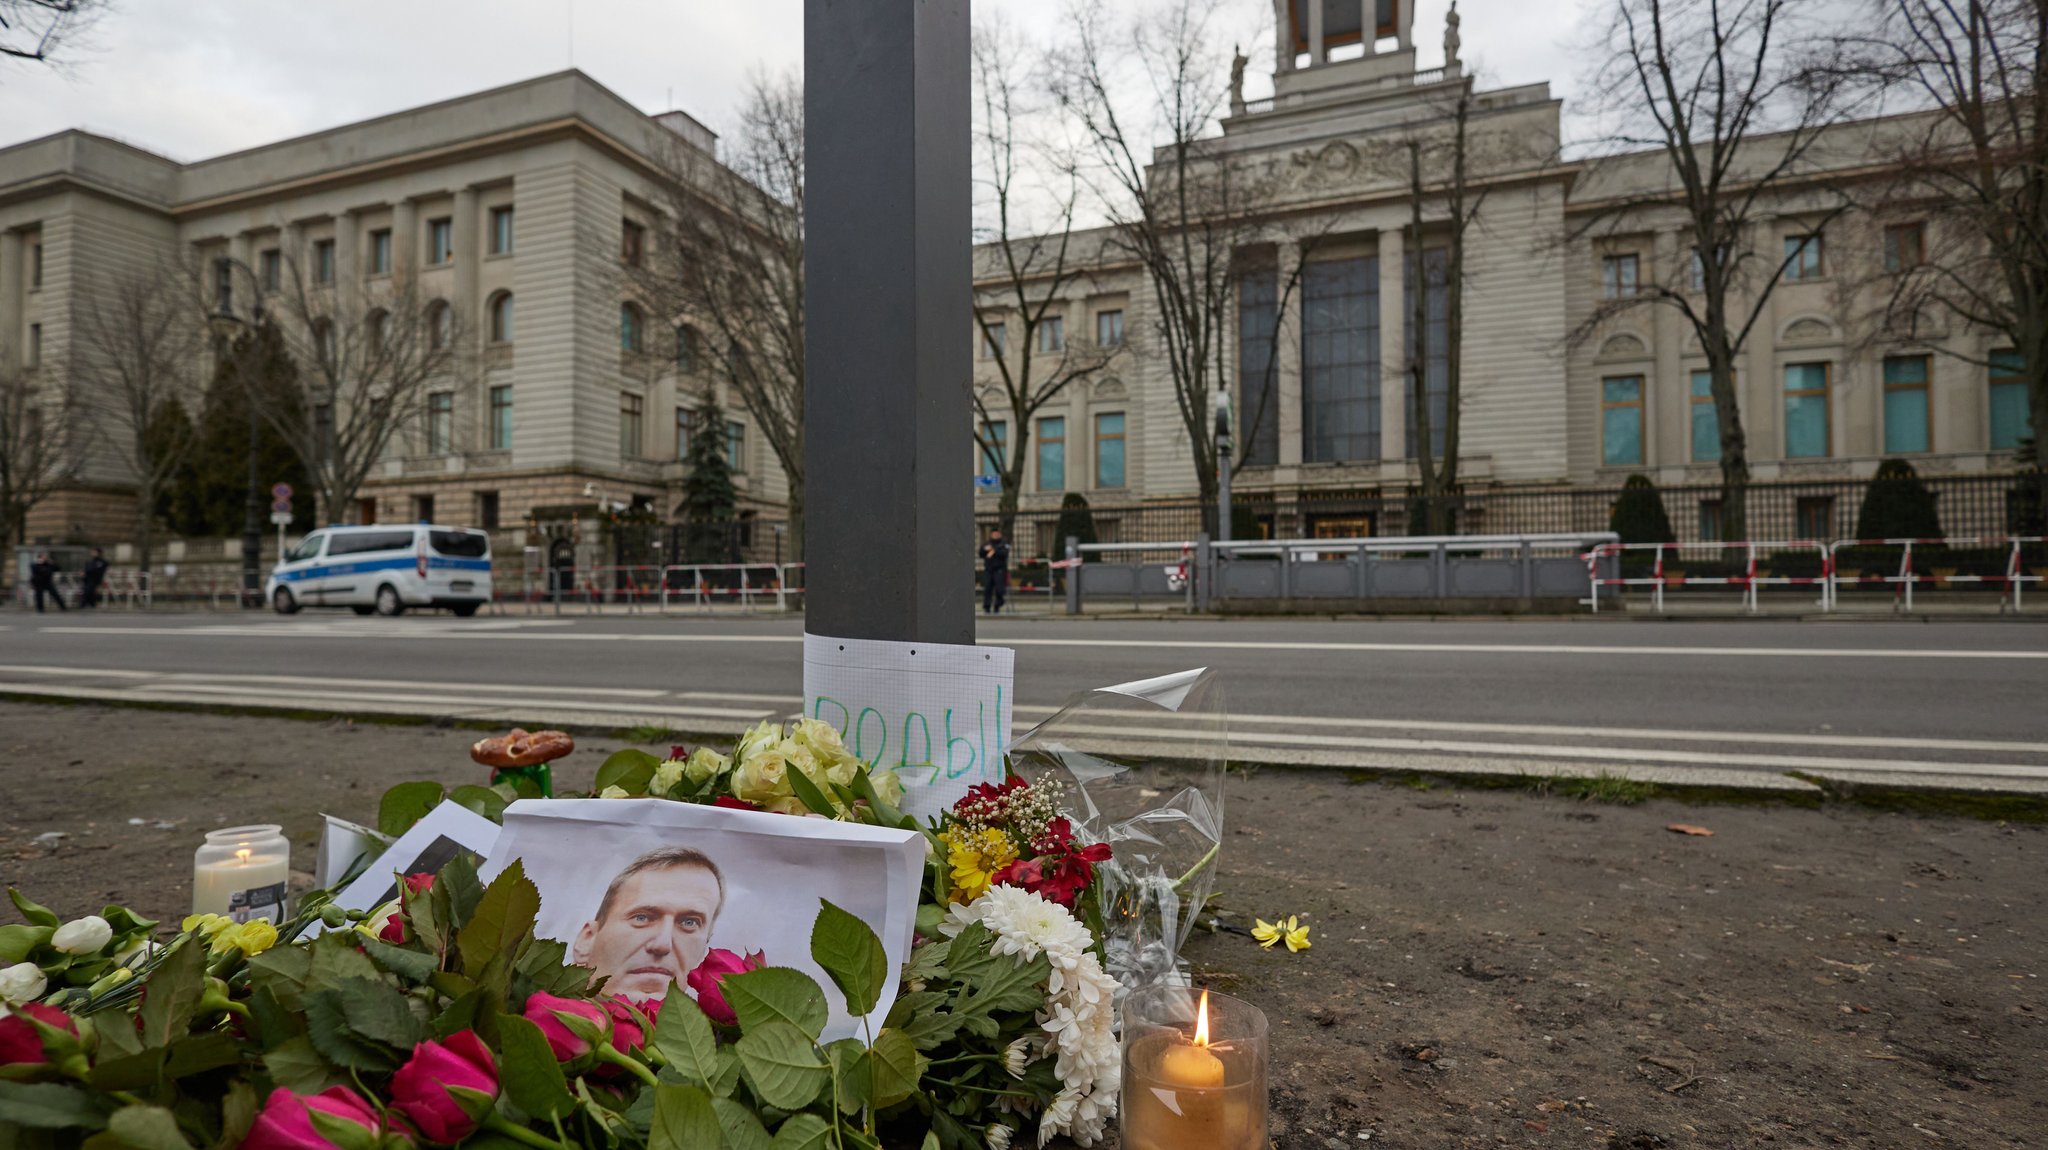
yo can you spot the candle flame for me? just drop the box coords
[1194,989,1211,1047]
[235,848,252,863]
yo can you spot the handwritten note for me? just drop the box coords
[802,633,1016,820]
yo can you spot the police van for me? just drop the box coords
[266,524,493,617]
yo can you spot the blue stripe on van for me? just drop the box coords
[275,556,492,583]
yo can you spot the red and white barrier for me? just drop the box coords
[1585,541,1829,614]
[1826,537,2044,613]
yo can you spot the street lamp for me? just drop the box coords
[1214,387,1233,543]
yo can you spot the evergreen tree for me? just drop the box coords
[1855,458,1942,542]
[1609,474,1675,545]
[678,389,738,563]
[1055,492,1097,556]
[163,325,311,537]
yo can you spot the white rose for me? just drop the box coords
[51,915,113,955]
[0,962,46,1004]
[598,785,631,799]
[650,760,685,795]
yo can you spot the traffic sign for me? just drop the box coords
[271,483,293,501]
[271,499,292,515]
[270,511,294,526]
[973,474,999,491]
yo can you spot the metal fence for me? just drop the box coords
[980,472,2044,555]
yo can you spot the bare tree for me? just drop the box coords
[0,346,87,545]
[256,259,468,524]
[0,0,101,65]
[73,264,202,573]
[632,74,807,557]
[971,17,1122,541]
[1053,0,1278,538]
[1572,0,1855,541]
[1843,0,2046,514]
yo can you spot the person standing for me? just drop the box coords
[80,548,109,609]
[980,529,1010,615]
[29,552,67,613]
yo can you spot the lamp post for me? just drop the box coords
[1214,388,1233,543]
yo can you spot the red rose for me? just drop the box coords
[404,873,436,895]
[378,914,408,944]
[669,745,691,761]
[243,1086,383,1150]
[605,996,658,1055]
[0,1003,76,1067]
[686,948,766,1027]
[711,795,761,812]
[389,1031,498,1144]
[522,991,609,1062]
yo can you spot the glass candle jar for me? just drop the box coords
[192,824,291,923]
[1121,985,1268,1150]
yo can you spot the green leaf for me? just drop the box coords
[457,860,539,975]
[261,1036,342,1095]
[769,1114,832,1150]
[88,1032,242,1092]
[733,1021,830,1111]
[651,987,721,1091]
[105,1105,189,1150]
[494,1015,576,1121]
[446,784,509,823]
[431,988,484,1040]
[853,1029,923,1111]
[0,1082,110,1130]
[709,1097,772,1150]
[7,889,60,929]
[711,1046,743,1097]
[822,1039,865,1114]
[648,1084,720,1150]
[377,781,447,837]
[216,1080,259,1150]
[783,767,838,818]
[594,749,661,794]
[439,853,485,927]
[359,936,439,983]
[303,978,423,1073]
[306,934,381,988]
[305,1109,379,1150]
[722,968,828,1041]
[137,938,206,1049]
[0,923,52,964]
[810,900,888,1018]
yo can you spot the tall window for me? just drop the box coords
[260,249,281,293]
[367,309,389,352]
[1990,350,2030,450]
[725,420,746,471]
[1601,253,1640,299]
[476,491,501,530]
[427,301,452,350]
[1301,256,1380,463]
[674,406,691,460]
[1037,315,1064,353]
[414,495,435,523]
[676,324,697,372]
[214,258,233,314]
[490,207,514,255]
[1699,499,1724,543]
[1688,244,1728,292]
[1690,370,1722,463]
[369,228,392,276]
[428,218,453,265]
[488,292,514,343]
[1783,233,1824,281]
[980,320,1006,359]
[1238,265,1280,467]
[425,391,453,454]
[620,303,644,353]
[1601,376,1645,467]
[1096,309,1124,347]
[26,323,40,369]
[1784,362,1831,457]
[979,420,1007,479]
[314,404,334,462]
[621,219,645,266]
[1883,222,1925,272]
[1405,248,1451,459]
[1037,416,1066,490]
[489,385,513,450]
[1882,355,1931,454]
[1094,412,1126,488]
[29,242,41,289]
[314,239,335,285]
[620,392,644,458]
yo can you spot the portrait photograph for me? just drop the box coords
[482,798,926,1042]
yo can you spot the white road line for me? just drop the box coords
[0,663,164,679]
[121,682,774,720]
[164,672,668,698]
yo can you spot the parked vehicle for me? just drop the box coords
[266,525,492,617]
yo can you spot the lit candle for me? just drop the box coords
[192,825,291,922]
[1126,989,1253,1150]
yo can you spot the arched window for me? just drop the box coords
[426,300,452,350]
[488,292,514,344]
[620,303,644,353]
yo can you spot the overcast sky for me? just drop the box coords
[4,0,1606,163]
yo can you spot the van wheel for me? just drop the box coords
[272,587,300,615]
[351,605,375,616]
[374,584,405,616]
[450,603,479,618]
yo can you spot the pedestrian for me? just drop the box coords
[980,529,1010,615]
[29,552,67,613]
[80,548,109,609]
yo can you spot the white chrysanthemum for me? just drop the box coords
[1036,1089,1079,1149]
[1002,1036,1032,1079]
[984,1122,1013,1150]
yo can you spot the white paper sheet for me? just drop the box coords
[328,802,502,915]
[314,814,383,890]
[802,632,1015,821]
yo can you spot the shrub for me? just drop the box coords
[1609,474,1675,545]
[1055,492,1097,556]
[1855,458,1942,542]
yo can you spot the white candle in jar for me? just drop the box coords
[192,825,291,922]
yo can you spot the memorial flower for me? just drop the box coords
[1253,914,1312,953]
[683,746,732,785]
[389,1031,498,1144]
[686,948,766,1027]
[50,914,112,955]
[942,827,1019,904]
[523,991,609,1061]
[0,962,45,1005]
[243,1086,383,1150]
[0,1002,76,1067]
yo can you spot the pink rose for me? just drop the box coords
[403,873,436,896]
[243,1087,382,1150]
[0,1003,76,1067]
[686,949,765,1027]
[605,995,659,1055]
[521,991,609,1062]
[389,1031,498,1144]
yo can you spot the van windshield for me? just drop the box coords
[285,535,324,563]
[430,530,489,558]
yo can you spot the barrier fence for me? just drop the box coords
[1586,535,2044,613]
[516,561,805,614]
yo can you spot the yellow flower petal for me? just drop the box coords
[1251,918,1281,948]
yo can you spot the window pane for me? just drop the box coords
[725,420,745,471]
[1238,267,1280,466]
[1405,249,1451,459]
[1883,356,1928,386]
[979,422,1006,479]
[1095,413,1125,488]
[1785,394,1829,457]
[489,385,513,450]
[1884,386,1930,453]
[1990,382,2030,449]
[1601,376,1642,467]
[1097,309,1123,346]
[1690,371,1720,462]
[1037,417,1065,490]
[1301,256,1380,462]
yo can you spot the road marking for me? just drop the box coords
[123,683,774,720]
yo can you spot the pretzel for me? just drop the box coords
[470,728,575,768]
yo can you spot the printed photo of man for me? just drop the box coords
[571,846,725,1000]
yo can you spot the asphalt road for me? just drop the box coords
[3,610,2045,791]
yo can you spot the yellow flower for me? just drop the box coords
[1252,915,1312,953]
[733,743,795,806]
[225,920,278,957]
[181,913,235,940]
[942,827,1019,904]
[683,747,732,785]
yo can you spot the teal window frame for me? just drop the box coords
[1094,412,1126,488]
[1601,375,1644,467]
[1037,416,1065,491]
[1784,362,1831,458]
[1882,355,1931,454]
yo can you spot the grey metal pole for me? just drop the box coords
[1214,394,1233,543]
[805,0,973,645]
[1065,535,1080,615]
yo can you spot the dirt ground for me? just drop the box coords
[1,700,2042,1150]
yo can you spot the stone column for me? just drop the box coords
[1377,225,1407,463]
[1274,0,1294,72]
[1308,0,1326,64]
[228,232,253,316]
[1743,215,1780,463]
[392,200,417,279]
[334,210,357,289]
[453,188,479,323]
[1651,229,1685,467]
[0,231,20,376]
[1276,242,1305,468]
